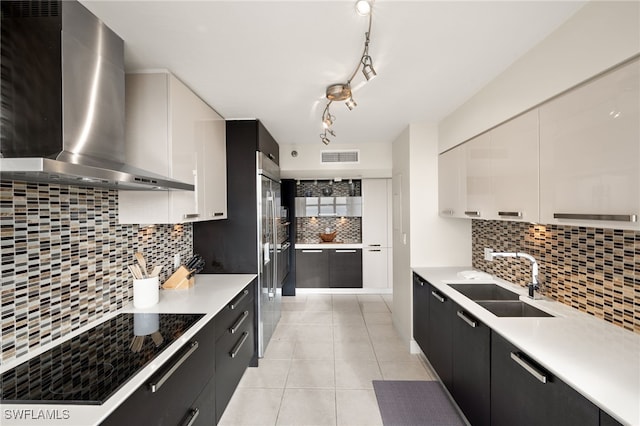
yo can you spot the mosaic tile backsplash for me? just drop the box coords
[0,181,193,364]
[296,180,361,197]
[296,217,362,244]
[472,220,640,334]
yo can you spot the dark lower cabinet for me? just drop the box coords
[427,285,453,389]
[101,318,216,426]
[451,304,490,426]
[328,249,362,288]
[600,410,623,426]
[296,249,329,287]
[412,273,429,355]
[491,331,599,426]
[295,249,362,288]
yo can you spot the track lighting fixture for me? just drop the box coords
[319,0,377,144]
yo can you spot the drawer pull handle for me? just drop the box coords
[368,244,381,247]
[335,249,356,253]
[213,212,224,217]
[301,249,323,253]
[456,310,478,328]
[498,211,522,218]
[510,352,548,384]
[369,249,381,252]
[230,331,249,358]
[149,341,199,392]
[183,213,200,219]
[230,310,249,334]
[553,213,637,222]
[441,209,454,216]
[230,289,249,310]
[464,211,480,217]
[181,408,200,426]
[431,290,445,303]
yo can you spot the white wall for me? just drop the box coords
[391,123,471,349]
[439,0,640,152]
[279,142,392,179]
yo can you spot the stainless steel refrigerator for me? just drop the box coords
[257,153,282,356]
[194,119,283,359]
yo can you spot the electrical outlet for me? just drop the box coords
[484,248,493,261]
[173,253,181,269]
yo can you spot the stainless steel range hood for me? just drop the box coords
[0,0,194,191]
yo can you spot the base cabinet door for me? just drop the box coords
[491,331,599,426]
[295,249,329,287]
[329,249,362,288]
[427,285,453,389]
[412,273,429,355]
[451,305,490,426]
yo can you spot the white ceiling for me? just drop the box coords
[81,0,586,146]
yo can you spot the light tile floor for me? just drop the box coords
[219,293,437,426]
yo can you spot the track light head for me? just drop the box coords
[355,0,372,16]
[361,56,377,81]
[345,97,357,110]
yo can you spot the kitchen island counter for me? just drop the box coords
[0,274,256,426]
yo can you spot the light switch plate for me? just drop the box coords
[484,248,493,261]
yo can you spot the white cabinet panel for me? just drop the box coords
[438,147,466,218]
[464,133,492,219]
[118,72,226,224]
[489,110,539,222]
[362,179,389,247]
[540,59,640,229]
[362,247,389,289]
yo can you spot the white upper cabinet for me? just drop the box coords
[118,72,226,224]
[438,146,467,218]
[539,59,639,229]
[439,111,539,222]
[489,109,539,222]
[464,133,492,219]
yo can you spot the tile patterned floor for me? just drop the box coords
[219,294,437,426]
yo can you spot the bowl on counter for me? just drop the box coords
[319,231,337,242]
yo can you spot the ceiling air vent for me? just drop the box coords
[321,150,360,164]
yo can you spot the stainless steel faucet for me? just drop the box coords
[488,251,539,298]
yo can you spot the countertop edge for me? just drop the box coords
[412,266,640,426]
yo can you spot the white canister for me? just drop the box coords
[133,277,159,309]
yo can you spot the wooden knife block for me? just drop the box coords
[162,266,194,290]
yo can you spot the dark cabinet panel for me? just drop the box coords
[427,285,453,389]
[329,249,362,288]
[600,410,623,426]
[296,249,329,287]
[101,318,215,426]
[451,305,490,426]
[491,331,599,426]
[412,273,429,355]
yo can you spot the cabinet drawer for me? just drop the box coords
[215,310,255,422]
[214,284,254,340]
[101,318,215,426]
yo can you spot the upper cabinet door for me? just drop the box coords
[464,133,492,219]
[539,59,640,230]
[118,72,227,225]
[438,146,466,219]
[489,109,539,222]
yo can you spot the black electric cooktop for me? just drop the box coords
[0,313,204,405]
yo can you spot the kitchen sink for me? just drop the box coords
[448,283,520,301]
[477,301,554,318]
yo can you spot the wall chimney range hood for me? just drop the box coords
[0,0,194,191]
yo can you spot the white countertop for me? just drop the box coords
[413,266,640,426]
[0,274,256,426]
[296,243,363,249]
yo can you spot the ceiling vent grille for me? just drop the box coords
[321,150,360,164]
